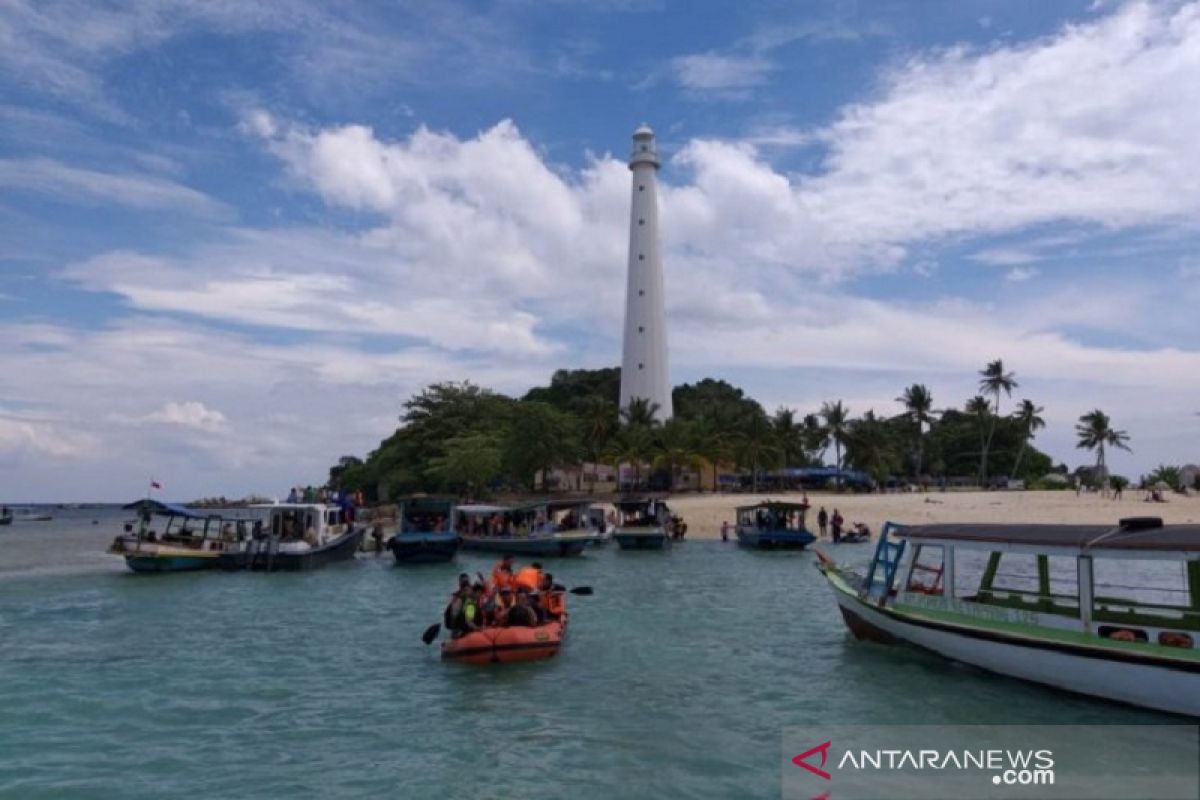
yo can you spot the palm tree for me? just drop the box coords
[620,398,661,429]
[653,419,704,491]
[1010,399,1045,479]
[772,408,805,469]
[1075,409,1131,479]
[896,384,934,477]
[801,413,829,464]
[844,410,902,487]
[579,396,618,491]
[737,411,781,492]
[965,395,991,482]
[978,359,1018,485]
[819,400,850,491]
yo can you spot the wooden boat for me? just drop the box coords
[456,501,601,557]
[735,501,816,549]
[387,497,459,563]
[108,499,244,573]
[612,497,673,550]
[219,503,364,571]
[442,615,567,664]
[818,517,1200,716]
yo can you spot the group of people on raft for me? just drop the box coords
[443,555,566,638]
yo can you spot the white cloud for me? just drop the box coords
[0,158,225,216]
[141,401,227,431]
[1005,266,1040,282]
[671,54,773,91]
[802,1,1200,259]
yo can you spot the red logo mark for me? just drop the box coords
[792,741,833,780]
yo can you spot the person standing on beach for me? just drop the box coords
[817,507,828,539]
[720,521,730,542]
[830,509,843,543]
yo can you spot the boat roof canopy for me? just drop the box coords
[737,501,811,513]
[400,497,455,513]
[615,496,668,510]
[456,504,508,515]
[121,499,207,519]
[895,518,1200,554]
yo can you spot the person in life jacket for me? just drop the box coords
[444,574,472,629]
[488,586,515,626]
[506,587,539,628]
[514,562,543,592]
[452,583,486,638]
[538,573,565,621]
[491,554,517,592]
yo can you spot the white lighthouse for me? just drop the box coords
[619,124,673,421]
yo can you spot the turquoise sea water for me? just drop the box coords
[0,509,1168,799]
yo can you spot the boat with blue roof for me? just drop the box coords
[108,499,246,572]
[735,501,817,550]
[387,497,459,563]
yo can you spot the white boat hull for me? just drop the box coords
[829,582,1200,717]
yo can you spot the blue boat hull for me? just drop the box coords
[125,555,217,573]
[736,528,817,550]
[614,532,667,550]
[387,533,459,563]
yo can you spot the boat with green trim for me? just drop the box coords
[735,501,816,549]
[108,499,245,572]
[457,500,601,557]
[612,496,673,550]
[817,517,1200,716]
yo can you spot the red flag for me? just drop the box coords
[150,480,162,490]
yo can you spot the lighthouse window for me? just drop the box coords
[640,145,648,151]
[638,254,644,260]
[638,363,644,370]
[639,185,644,191]
[638,218,645,225]
[638,290,645,296]
[638,326,644,333]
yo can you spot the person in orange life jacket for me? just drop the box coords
[491,554,516,591]
[538,573,565,621]
[506,587,539,628]
[514,562,543,592]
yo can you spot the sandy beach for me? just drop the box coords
[670,489,1200,540]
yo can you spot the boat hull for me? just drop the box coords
[220,529,364,572]
[387,532,459,564]
[125,554,218,573]
[459,534,593,557]
[0,517,11,526]
[613,527,667,550]
[822,566,1200,717]
[441,617,566,664]
[736,528,816,549]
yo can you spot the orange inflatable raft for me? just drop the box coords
[441,615,567,665]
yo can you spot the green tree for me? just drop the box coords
[772,407,807,468]
[844,410,903,486]
[896,384,934,477]
[620,397,662,429]
[1075,409,1131,478]
[1146,464,1180,491]
[1010,399,1046,479]
[802,413,829,464]
[502,402,580,491]
[978,360,1018,484]
[652,418,705,491]
[736,409,781,492]
[427,433,502,496]
[579,396,619,474]
[820,400,850,490]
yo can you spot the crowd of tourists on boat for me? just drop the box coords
[444,555,565,637]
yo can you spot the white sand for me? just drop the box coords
[670,489,1200,540]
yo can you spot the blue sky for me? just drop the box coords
[3,0,1200,501]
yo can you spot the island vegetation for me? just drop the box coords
[325,360,1145,503]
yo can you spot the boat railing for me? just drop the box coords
[862,521,906,603]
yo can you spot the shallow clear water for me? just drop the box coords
[0,509,1166,799]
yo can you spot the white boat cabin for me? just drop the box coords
[869,518,1200,650]
[257,503,356,549]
